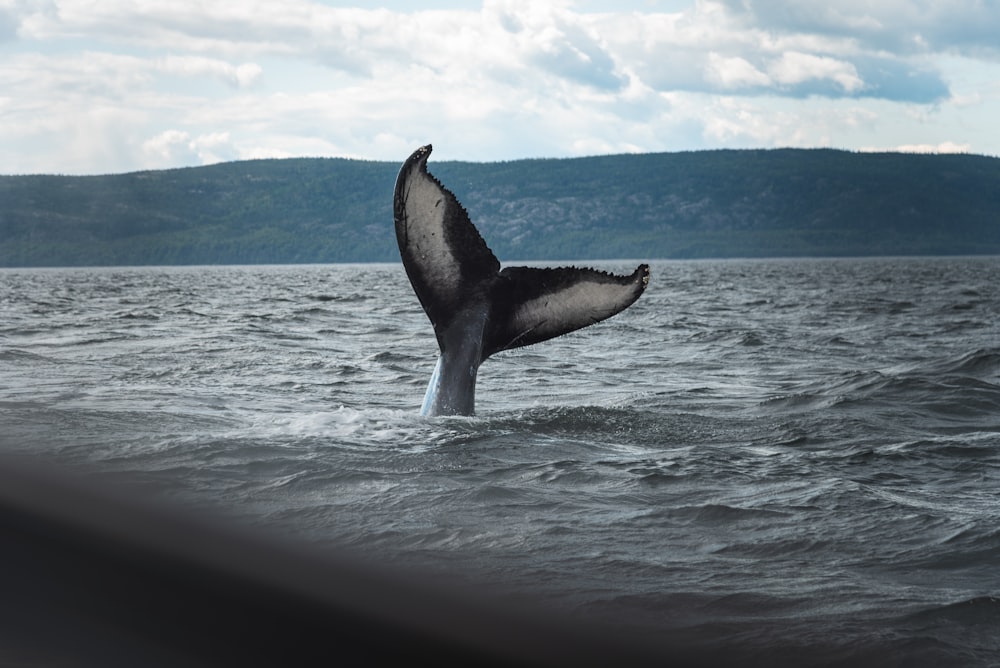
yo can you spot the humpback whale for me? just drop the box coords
[394,144,649,416]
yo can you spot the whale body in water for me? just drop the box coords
[393,144,649,416]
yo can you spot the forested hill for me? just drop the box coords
[2,148,999,267]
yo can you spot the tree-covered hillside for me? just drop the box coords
[0,158,397,266]
[1,149,999,267]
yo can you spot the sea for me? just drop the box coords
[1,257,999,666]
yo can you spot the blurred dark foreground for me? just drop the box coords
[0,455,720,668]
[3,454,964,668]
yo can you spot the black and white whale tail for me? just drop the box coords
[394,144,649,416]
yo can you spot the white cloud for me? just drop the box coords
[142,129,239,167]
[705,52,771,89]
[860,141,971,154]
[768,51,865,93]
[190,131,238,163]
[158,56,262,88]
[698,96,816,146]
[142,129,191,162]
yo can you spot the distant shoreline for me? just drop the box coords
[4,254,1000,272]
[3,148,999,268]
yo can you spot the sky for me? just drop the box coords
[2,0,999,175]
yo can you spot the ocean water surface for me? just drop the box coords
[1,257,999,665]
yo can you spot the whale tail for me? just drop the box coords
[394,144,649,416]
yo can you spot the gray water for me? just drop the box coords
[2,257,999,665]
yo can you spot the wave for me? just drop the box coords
[906,596,1000,625]
[896,596,1000,663]
[759,349,1000,421]
[916,347,1000,379]
[0,348,64,364]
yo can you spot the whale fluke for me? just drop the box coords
[394,144,649,416]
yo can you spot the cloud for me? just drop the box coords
[704,53,771,90]
[13,0,947,99]
[158,56,262,88]
[0,9,18,42]
[489,1,625,90]
[1,0,998,173]
[9,0,952,102]
[852,57,950,104]
[142,129,193,163]
[0,0,56,42]
[716,0,1000,57]
[860,141,972,154]
[591,2,950,102]
[768,51,864,94]
[142,129,239,167]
